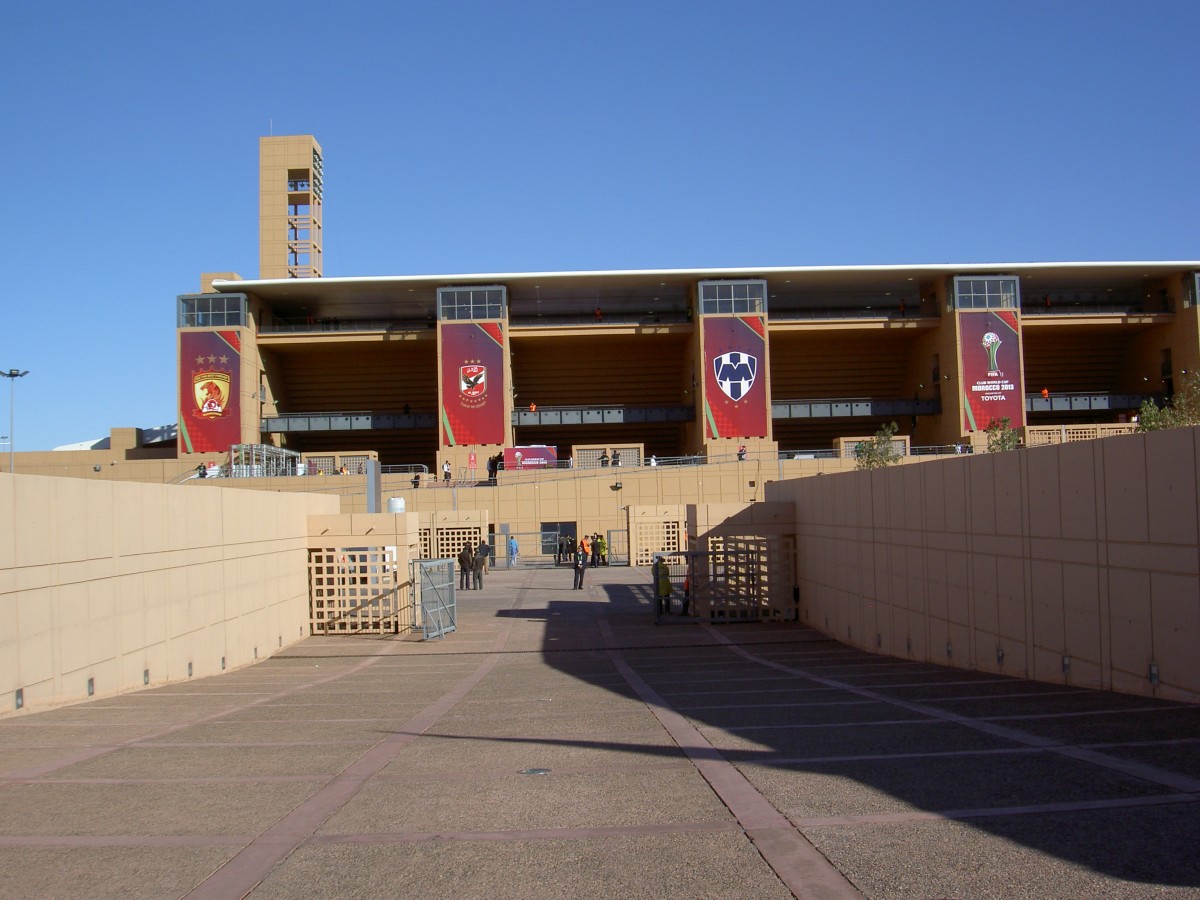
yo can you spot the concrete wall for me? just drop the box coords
[0,472,339,715]
[771,426,1200,701]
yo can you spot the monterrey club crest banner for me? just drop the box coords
[440,322,506,446]
[703,315,768,439]
[179,330,241,454]
[959,309,1025,432]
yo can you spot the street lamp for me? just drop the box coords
[2,369,29,473]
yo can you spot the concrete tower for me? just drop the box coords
[259,135,323,279]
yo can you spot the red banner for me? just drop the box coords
[440,322,506,446]
[703,315,768,438]
[959,310,1024,432]
[179,330,241,454]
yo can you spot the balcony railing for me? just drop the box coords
[1026,392,1153,412]
[258,318,434,334]
[1021,302,1173,316]
[772,397,940,418]
[769,307,934,321]
[509,311,690,327]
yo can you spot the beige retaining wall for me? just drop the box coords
[769,426,1200,701]
[0,472,339,715]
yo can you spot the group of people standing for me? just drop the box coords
[559,532,608,590]
[556,533,607,567]
[597,449,621,467]
[456,539,491,590]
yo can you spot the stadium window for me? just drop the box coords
[176,293,247,328]
[952,276,1019,311]
[698,279,766,315]
[437,286,507,321]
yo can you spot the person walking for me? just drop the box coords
[508,535,519,568]
[597,533,608,566]
[573,541,588,590]
[442,460,452,483]
[457,543,474,591]
[472,541,486,589]
[477,537,491,573]
[590,533,601,568]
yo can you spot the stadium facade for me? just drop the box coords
[175,135,1200,479]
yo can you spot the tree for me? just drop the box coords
[984,417,1020,453]
[855,422,904,470]
[1137,371,1200,432]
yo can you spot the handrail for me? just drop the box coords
[510,312,690,327]
[1020,304,1171,316]
[258,319,433,334]
[768,308,934,321]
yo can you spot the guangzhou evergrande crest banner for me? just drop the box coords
[959,310,1025,432]
[179,330,241,454]
[703,315,768,439]
[440,322,506,446]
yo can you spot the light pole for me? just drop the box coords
[3,369,29,473]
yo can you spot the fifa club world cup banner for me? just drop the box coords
[703,315,768,439]
[179,330,241,454]
[440,322,506,446]
[504,445,559,469]
[959,310,1025,432]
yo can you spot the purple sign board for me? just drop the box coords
[504,446,558,469]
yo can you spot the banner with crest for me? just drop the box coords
[702,315,768,439]
[179,330,241,454]
[439,322,506,446]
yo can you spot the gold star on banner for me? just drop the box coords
[219,355,229,364]
[207,355,217,364]
[196,356,205,365]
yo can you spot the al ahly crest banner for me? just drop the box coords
[440,322,506,446]
[179,330,241,454]
[703,315,768,439]
[959,310,1025,432]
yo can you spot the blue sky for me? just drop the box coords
[3,0,1198,451]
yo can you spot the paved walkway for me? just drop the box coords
[2,565,1200,898]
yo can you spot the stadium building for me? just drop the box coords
[173,135,1200,481]
[5,133,1200,711]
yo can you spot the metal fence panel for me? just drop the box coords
[414,559,456,640]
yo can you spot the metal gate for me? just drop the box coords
[606,528,629,566]
[499,531,563,568]
[411,558,456,640]
[657,537,797,623]
[308,546,408,635]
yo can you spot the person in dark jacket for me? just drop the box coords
[572,541,588,590]
[472,540,487,589]
[458,543,474,590]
